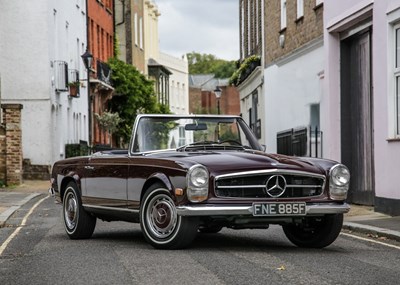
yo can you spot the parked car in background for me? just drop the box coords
[50,114,350,249]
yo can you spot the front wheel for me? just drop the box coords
[140,184,199,249]
[282,214,343,248]
[63,182,96,239]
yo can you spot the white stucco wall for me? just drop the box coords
[263,43,324,152]
[0,0,88,166]
[324,0,400,201]
[158,52,189,115]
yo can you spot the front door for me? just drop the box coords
[82,155,129,208]
[340,29,375,205]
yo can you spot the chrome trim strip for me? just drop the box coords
[217,185,266,189]
[83,204,139,213]
[215,169,326,180]
[217,184,322,189]
[176,203,350,216]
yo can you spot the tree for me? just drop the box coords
[186,52,236,78]
[108,57,169,146]
[94,111,122,147]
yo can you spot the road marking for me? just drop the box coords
[341,232,400,250]
[0,195,49,256]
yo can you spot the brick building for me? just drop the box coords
[87,0,115,148]
[115,0,146,73]
[189,75,240,116]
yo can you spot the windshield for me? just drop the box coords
[131,116,263,153]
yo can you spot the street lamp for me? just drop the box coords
[214,86,222,114]
[81,49,93,150]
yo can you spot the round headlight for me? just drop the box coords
[330,164,350,186]
[189,166,208,187]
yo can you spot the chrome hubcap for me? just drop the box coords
[64,191,78,230]
[146,194,177,239]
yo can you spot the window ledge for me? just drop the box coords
[313,3,323,11]
[279,27,287,34]
[295,16,304,24]
[387,138,400,142]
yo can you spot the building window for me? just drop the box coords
[134,13,138,46]
[139,17,143,49]
[297,0,304,19]
[247,0,251,53]
[395,25,400,136]
[316,0,323,6]
[240,0,245,58]
[281,0,287,30]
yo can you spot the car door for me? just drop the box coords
[82,154,129,209]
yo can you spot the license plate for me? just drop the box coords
[252,202,306,216]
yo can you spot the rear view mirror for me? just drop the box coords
[185,123,207,131]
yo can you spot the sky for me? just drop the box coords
[154,0,239,61]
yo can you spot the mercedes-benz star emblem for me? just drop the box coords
[265,175,287,197]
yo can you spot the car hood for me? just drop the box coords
[145,150,335,176]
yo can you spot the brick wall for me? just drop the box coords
[0,126,5,184]
[1,104,23,185]
[189,87,203,114]
[189,86,240,115]
[265,0,323,65]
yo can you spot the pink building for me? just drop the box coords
[323,0,400,215]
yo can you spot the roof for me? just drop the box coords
[189,74,229,91]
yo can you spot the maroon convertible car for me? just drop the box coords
[50,114,350,249]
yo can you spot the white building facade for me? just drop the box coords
[264,40,324,153]
[0,0,89,176]
[158,53,189,115]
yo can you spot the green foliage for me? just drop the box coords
[229,55,261,86]
[187,52,236,78]
[108,57,170,145]
[65,143,89,158]
[94,111,122,134]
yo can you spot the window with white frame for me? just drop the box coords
[316,0,323,6]
[139,17,143,49]
[134,13,138,46]
[395,24,400,136]
[281,0,287,30]
[297,0,304,19]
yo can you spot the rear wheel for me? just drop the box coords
[63,182,96,239]
[140,184,199,249]
[282,214,343,248]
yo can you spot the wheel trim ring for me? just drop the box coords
[146,194,178,239]
[64,191,78,230]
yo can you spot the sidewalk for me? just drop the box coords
[0,180,49,227]
[1,181,400,243]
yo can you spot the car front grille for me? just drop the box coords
[214,170,325,199]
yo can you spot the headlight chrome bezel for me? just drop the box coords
[329,164,350,200]
[187,164,209,202]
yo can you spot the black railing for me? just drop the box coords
[277,126,323,157]
[97,60,112,85]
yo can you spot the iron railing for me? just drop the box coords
[277,126,323,158]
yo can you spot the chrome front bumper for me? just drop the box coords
[176,203,350,216]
